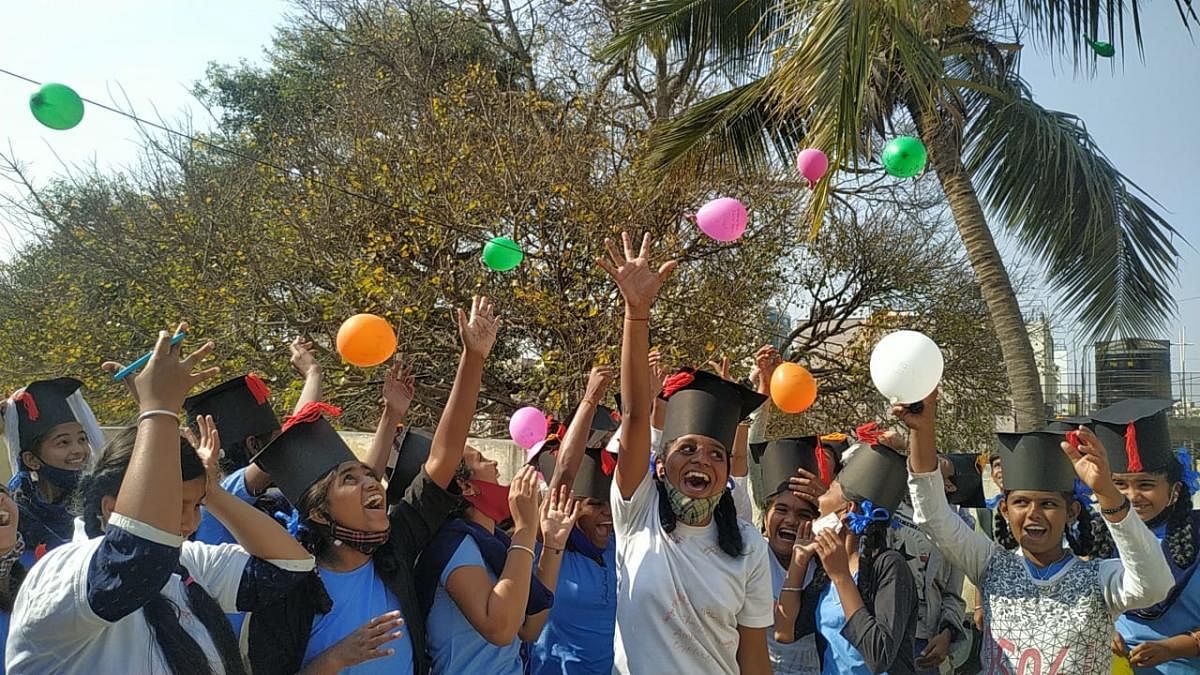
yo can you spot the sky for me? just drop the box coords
[0,1,1197,398]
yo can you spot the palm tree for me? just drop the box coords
[606,0,1193,430]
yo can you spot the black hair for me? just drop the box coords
[992,490,1110,558]
[78,426,245,675]
[653,478,744,557]
[993,509,1018,550]
[294,468,341,560]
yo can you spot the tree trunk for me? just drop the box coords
[911,104,1046,431]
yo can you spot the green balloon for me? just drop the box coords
[882,136,927,178]
[30,83,85,130]
[1087,38,1115,58]
[482,236,523,271]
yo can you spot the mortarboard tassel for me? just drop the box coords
[600,449,617,476]
[245,373,272,406]
[1125,421,1143,473]
[281,401,342,433]
[661,369,696,399]
[12,390,38,421]
[815,446,832,487]
[855,421,883,446]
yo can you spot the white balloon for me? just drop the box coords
[869,330,944,404]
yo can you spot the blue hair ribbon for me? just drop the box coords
[847,500,897,535]
[273,508,302,537]
[1072,478,1093,507]
[985,494,1003,510]
[1176,447,1200,493]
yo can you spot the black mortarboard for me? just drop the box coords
[660,369,766,451]
[566,405,621,449]
[1091,399,1175,474]
[531,446,614,501]
[387,426,433,503]
[995,431,1075,493]
[11,378,84,454]
[943,453,985,508]
[753,436,829,501]
[250,403,355,505]
[184,374,280,468]
[836,443,908,512]
[1043,416,1092,434]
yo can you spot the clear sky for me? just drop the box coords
[0,1,1197,394]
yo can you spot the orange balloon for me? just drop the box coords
[770,362,818,413]
[336,313,398,367]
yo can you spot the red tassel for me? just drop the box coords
[609,409,622,424]
[814,446,832,487]
[855,421,882,446]
[281,401,342,433]
[245,373,271,406]
[34,543,47,562]
[1125,421,1143,473]
[13,390,38,421]
[661,369,696,399]
[600,449,617,476]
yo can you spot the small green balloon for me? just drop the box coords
[482,236,523,271]
[30,83,85,130]
[882,136,927,179]
[1086,38,1115,58]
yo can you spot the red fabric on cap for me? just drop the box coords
[815,447,832,487]
[855,421,882,446]
[600,449,617,476]
[281,402,342,433]
[13,390,38,421]
[1125,421,1143,473]
[661,370,696,399]
[245,373,272,406]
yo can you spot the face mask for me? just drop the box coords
[811,511,844,536]
[330,522,391,555]
[663,479,723,526]
[36,464,82,493]
[465,480,512,523]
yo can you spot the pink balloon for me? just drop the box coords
[695,198,747,242]
[795,148,829,185]
[510,406,548,450]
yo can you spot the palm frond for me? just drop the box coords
[601,0,788,65]
[963,70,1181,339]
[1001,1,1197,65]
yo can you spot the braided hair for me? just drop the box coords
[1160,459,1197,569]
[993,509,1018,550]
[991,490,1109,558]
[78,426,246,675]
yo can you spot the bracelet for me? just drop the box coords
[624,315,649,322]
[780,586,804,593]
[582,399,601,408]
[544,545,563,554]
[137,410,180,425]
[1100,496,1131,516]
[508,544,536,559]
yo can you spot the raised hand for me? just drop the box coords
[1061,426,1119,499]
[100,360,142,404]
[813,527,851,582]
[509,465,542,534]
[749,345,781,396]
[892,388,939,432]
[788,467,828,505]
[289,336,321,378]
[539,484,581,551]
[381,357,416,418]
[319,611,405,670]
[648,350,669,388]
[789,520,817,569]
[457,295,501,358]
[131,323,219,412]
[706,356,732,382]
[583,366,615,406]
[186,415,223,491]
[597,232,677,316]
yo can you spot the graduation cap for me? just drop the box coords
[566,404,621,449]
[8,378,85,455]
[1091,399,1175,474]
[1043,416,1092,434]
[184,374,280,468]
[386,426,434,503]
[995,431,1074,493]
[753,436,831,501]
[943,453,985,508]
[835,442,908,512]
[660,368,766,451]
[250,402,355,505]
[530,445,615,501]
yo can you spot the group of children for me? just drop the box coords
[0,231,1194,674]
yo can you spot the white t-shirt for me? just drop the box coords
[611,470,774,675]
[6,515,302,674]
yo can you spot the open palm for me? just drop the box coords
[598,232,677,314]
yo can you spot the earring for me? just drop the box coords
[333,539,343,547]
[29,470,38,483]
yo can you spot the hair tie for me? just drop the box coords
[1072,478,1093,507]
[1176,448,1200,493]
[846,499,895,534]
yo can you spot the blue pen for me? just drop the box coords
[113,332,187,381]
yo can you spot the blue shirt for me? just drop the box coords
[301,560,413,674]
[427,537,523,675]
[529,539,616,675]
[1115,522,1200,675]
[817,576,883,675]
[194,468,255,546]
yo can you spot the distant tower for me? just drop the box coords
[1094,338,1172,407]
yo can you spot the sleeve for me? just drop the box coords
[732,475,754,524]
[440,537,487,586]
[389,468,462,558]
[650,427,665,459]
[235,556,317,612]
[182,541,314,614]
[610,467,657,536]
[937,561,968,647]
[908,468,996,584]
[736,537,775,629]
[1097,509,1173,616]
[220,467,254,504]
[841,550,918,674]
[86,514,183,622]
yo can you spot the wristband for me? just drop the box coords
[508,544,536,559]
[1101,496,1131,516]
[780,586,804,593]
[624,315,649,322]
[137,410,180,425]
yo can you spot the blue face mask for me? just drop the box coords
[36,463,82,493]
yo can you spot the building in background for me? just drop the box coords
[764,305,792,351]
[1027,315,1060,417]
[1094,338,1172,407]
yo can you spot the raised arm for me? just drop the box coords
[774,524,816,644]
[520,485,580,641]
[366,358,415,478]
[597,232,676,499]
[548,366,613,494]
[425,296,500,489]
[290,337,324,413]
